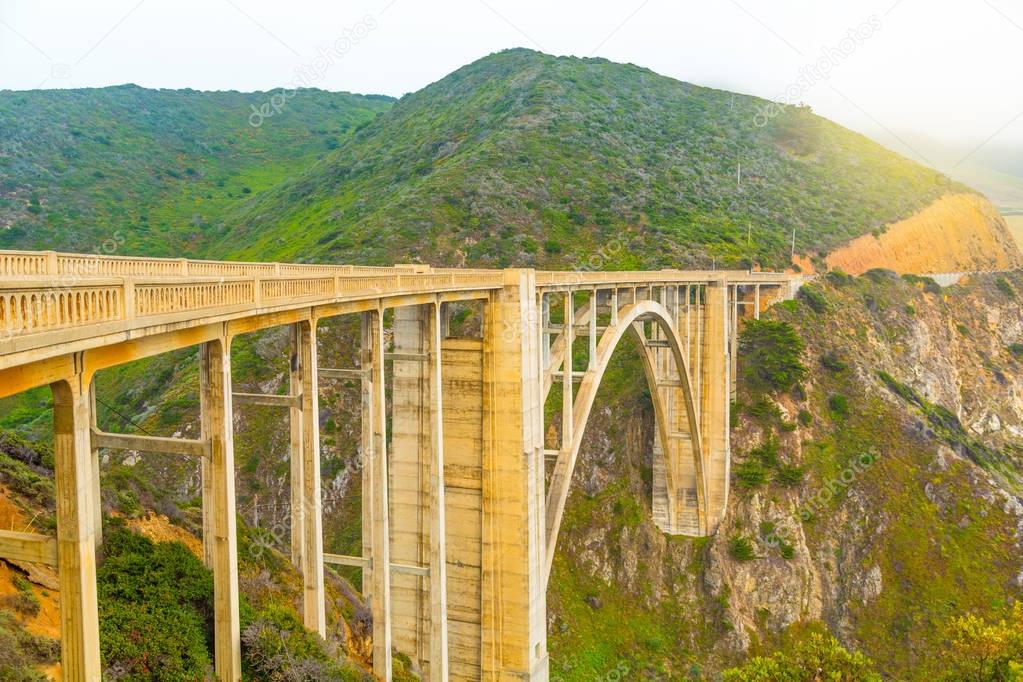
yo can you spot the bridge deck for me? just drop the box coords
[0,249,794,373]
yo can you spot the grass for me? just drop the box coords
[0,86,392,256]
[211,49,965,270]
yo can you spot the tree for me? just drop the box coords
[739,319,808,393]
[723,632,880,681]
[939,603,1023,681]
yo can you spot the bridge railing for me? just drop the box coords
[0,249,797,341]
[0,270,510,339]
[535,269,792,287]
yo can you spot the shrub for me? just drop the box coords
[776,464,805,486]
[735,461,767,488]
[728,535,757,562]
[746,397,782,423]
[826,270,853,286]
[995,276,1016,299]
[2,575,41,617]
[1009,343,1023,359]
[828,394,849,417]
[798,285,828,313]
[750,439,779,468]
[0,431,55,509]
[98,523,215,680]
[241,604,367,681]
[820,351,847,373]
[0,610,59,681]
[797,409,813,426]
[937,602,1023,681]
[723,631,880,681]
[739,320,808,394]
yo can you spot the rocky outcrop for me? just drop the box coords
[548,272,1023,680]
[825,193,1023,274]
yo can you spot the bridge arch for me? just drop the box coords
[543,299,706,583]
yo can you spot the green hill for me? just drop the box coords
[0,85,393,256]
[214,48,965,270]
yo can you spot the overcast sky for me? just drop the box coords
[3,0,1022,160]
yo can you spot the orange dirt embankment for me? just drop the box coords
[825,193,1023,275]
[0,492,62,680]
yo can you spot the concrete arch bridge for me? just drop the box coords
[0,250,798,681]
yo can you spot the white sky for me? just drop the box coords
[2,0,1023,158]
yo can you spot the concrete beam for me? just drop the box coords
[90,428,210,458]
[232,392,299,408]
[0,529,57,566]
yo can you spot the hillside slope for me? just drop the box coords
[826,193,1022,274]
[547,271,1023,679]
[215,48,980,270]
[0,85,393,256]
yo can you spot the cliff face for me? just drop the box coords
[825,193,1023,274]
[546,271,1023,680]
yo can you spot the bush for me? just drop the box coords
[776,464,805,486]
[797,409,813,426]
[2,575,40,617]
[820,351,847,373]
[728,535,757,562]
[723,631,880,681]
[0,431,55,509]
[1009,343,1023,359]
[828,394,849,417]
[995,276,1016,299]
[798,285,829,313]
[241,604,367,681]
[735,461,767,488]
[938,603,1023,681]
[0,610,59,681]
[98,523,216,680]
[739,320,808,394]
[750,439,779,467]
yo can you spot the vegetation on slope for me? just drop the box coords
[216,48,965,269]
[0,86,392,255]
[546,271,1023,681]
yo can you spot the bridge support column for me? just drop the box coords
[700,282,730,531]
[390,305,431,672]
[52,372,102,682]
[295,321,325,635]
[289,326,304,569]
[481,269,548,681]
[364,310,393,680]
[387,303,451,680]
[87,382,102,545]
[201,338,242,682]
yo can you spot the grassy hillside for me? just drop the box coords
[0,85,392,256]
[546,271,1023,680]
[215,48,965,270]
